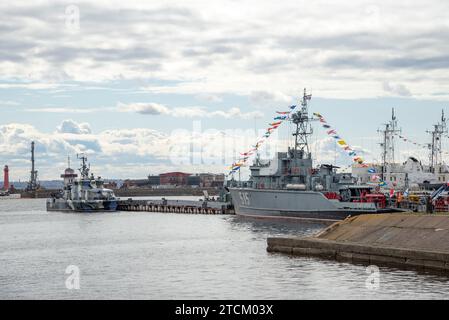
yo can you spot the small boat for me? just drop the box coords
[47,155,118,212]
[0,190,21,200]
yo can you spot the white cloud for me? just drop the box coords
[195,93,223,103]
[3,117,333,181]
[4,119,438,181]
[117,102,170,115]
[25,107,104,113]
[0,120,265,179]
[382,81,412,97]
[0,100,20,106]
[0,83,61,90]
[1,1,449,100]
[56,119,92,134]
[118,102,264,119]
[311,137,373,166]
[3,1,449,180]
[209,107,264,119]
[249,90,293,108]
[172,106,205,118]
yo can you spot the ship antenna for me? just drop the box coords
[427,109,448,173]
[290,88,314,159]
[77,153,89,179]
[377,108,401,181]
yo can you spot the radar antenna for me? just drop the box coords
[290,88,314,159]
[377,108,401,181]
[427,110,448,173]
[77,153,90,179]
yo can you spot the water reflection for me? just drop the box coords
[227,215,329,238]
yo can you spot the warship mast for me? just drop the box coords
[77,153,90,179]
[378,108,401,181]
[290,88,313,159]
[427,110,447,173]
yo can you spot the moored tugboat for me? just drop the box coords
[46,155,118,212]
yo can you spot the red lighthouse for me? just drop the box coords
[3,165,9,191]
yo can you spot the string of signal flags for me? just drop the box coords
[312,112,367,167]
[227,104,299,175]
[227,98,371,175]
[392,132,449,158]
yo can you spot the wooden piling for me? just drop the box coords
[117,199,233,215]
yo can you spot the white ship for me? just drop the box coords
[352,110,449,191]
[47,155,118,212]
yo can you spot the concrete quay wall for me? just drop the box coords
[267,214,449,272]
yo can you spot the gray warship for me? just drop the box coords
[228,90,397,221]
[46,155,118,212]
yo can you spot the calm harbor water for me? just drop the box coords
[1,197,449,299]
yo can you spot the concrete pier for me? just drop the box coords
[117,199,234,215]
[267,214,449,272]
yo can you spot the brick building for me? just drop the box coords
[159,172,190,186]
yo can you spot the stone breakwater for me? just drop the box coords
[267,214,449,272]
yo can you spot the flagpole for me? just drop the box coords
[334,138,337,166]
[238,168,241,187]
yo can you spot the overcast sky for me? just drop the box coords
[1,0,449,180]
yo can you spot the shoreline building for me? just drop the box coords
[198,173,225,187]
[118,172,226,189]
[160,172,190,186]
